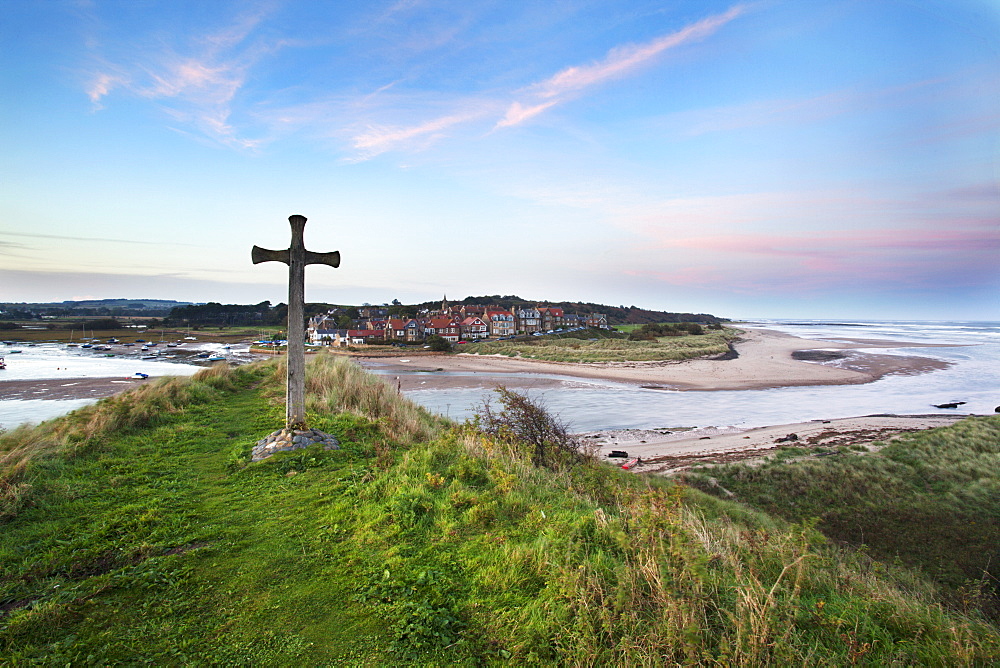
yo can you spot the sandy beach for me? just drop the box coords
[581,414,967,475]
[359,328,954,392]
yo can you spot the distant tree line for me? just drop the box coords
[164,301,287,327]
[0,300,186,318]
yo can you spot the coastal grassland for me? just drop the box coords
[681,416,1000,620]
[1,358,998,664]
[461,326,740,363]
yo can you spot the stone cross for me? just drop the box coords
[252,215,340,429]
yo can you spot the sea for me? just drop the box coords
[1,320,997,433]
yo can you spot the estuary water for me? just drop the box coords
[1,321,997,432]
[398,320,1000,432]
[0,342,218,430]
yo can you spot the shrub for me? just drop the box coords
[472,387,588,470]
[426,335,452,352]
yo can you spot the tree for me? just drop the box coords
[426,335,452,352]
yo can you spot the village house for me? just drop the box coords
[306,298,610,347]
[385,318,422,342]
[423,316,461,343]
[460,315,489,340]
[484,309,516,338]
[537,307,564,331]
[515,306,541,334]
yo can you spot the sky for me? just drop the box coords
[2,0,998,320]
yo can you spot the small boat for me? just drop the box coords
[133,372,149,379]
[207,355,226,361]
[167,343,178,347]
[141,355,158,360]
[80,344,92,349]
[6,349,22,354]
[197,352,210,358]
[0,357,6,370]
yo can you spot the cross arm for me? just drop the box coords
[251,246,290,265]
[304,250,341,268]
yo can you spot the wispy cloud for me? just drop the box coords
[84,4,274,148]
[495,100,559,129]
[340,5,748,157]
[348,108,490,159]
[0,231,197,247]
[495,5,747,129]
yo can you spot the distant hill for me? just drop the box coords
[1,299,197,318]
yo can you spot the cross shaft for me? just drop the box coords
[252,215,340,428]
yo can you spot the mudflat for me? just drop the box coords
[0,377,150,401]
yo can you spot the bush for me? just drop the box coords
[426,335,452,352]
[472,387,587,470]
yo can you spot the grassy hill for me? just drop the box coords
[1,356,998,664]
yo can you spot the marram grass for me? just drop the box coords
[462,327,739,363]
[0,357,997,664]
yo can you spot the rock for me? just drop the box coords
[933,402,965,409]
[776,433,799,443]
[250,426,340,462]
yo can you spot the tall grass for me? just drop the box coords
[300,351,445,444]
[350,423,999,663]
[682,415,1000,619]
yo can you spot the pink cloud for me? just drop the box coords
[628,225,1000,294]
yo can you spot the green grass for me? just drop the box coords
[682,416,1000,619]
[1,356,998,664]
[461,327,739,362]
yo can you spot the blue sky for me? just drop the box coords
[2,0,998,320]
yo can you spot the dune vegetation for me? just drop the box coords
[460,327,739,363]
[1,353,997,664]
[681,417,1000,621]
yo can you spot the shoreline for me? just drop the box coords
[358,328,956,392]
[581,414,970,475]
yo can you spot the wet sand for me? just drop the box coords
[0,376,152,401]
[582,414,968,475]
[358,328,954,392]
